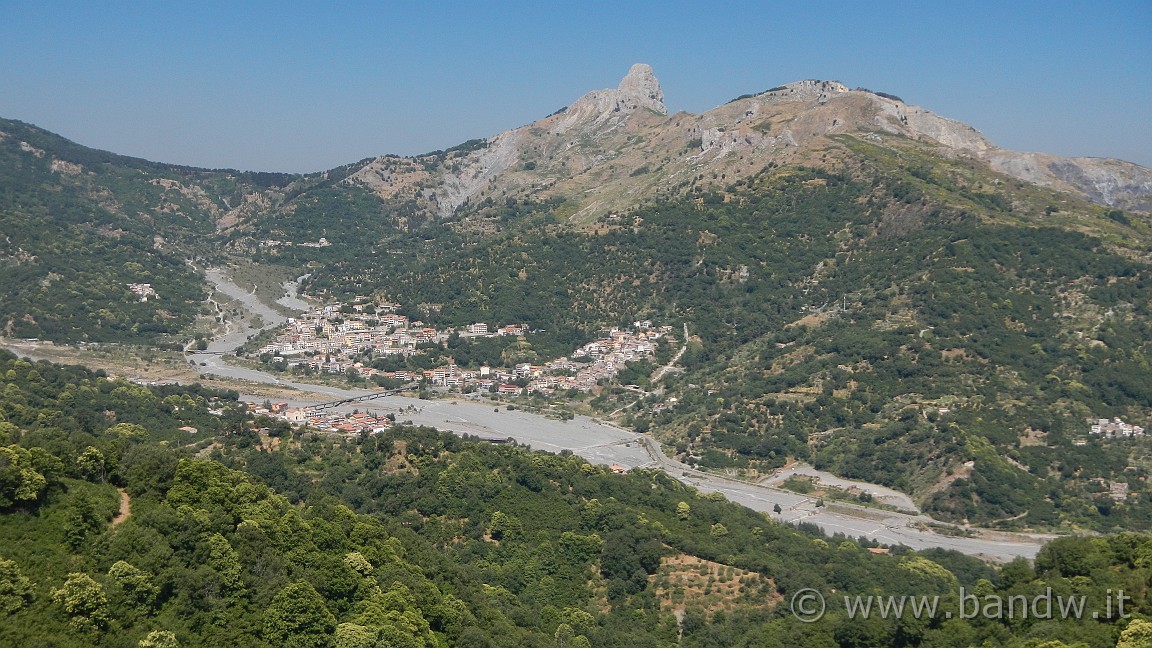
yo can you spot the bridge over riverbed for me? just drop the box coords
[303,383,419,413]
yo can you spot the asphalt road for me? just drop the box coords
[760,463,920,513]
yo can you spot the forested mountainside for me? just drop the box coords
[2,65,1151,538]
[0,117,293,343]
[4,66,1150,346]
[249,160,1152,532]
[0,117,326,343]
[4,350,1152,648]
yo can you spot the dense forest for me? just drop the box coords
[4,350,1152,647]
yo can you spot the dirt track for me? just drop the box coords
[110,488,131,527]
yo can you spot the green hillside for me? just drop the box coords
[249,159,1152,533]
[0,119,309,343]
[4,350,1152,647]
[2,114,1151,534]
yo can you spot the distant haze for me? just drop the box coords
[1,2,1148,172]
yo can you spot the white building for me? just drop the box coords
[1089,417,1145,438]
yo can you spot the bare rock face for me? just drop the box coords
[551,64,667,134]
[987,152,1152,211]
[341,64,1152,228]
[770,79,850,102]
[430,131,522,217]
[1046,158,1152,211]
[617,63,666,114]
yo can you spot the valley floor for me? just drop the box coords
[0,266,1057,560]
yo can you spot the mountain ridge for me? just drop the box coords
[3,63,1152,536]
[331,64,1151,230]
[3,64,1149,240]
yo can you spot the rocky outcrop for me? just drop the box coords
[762,79,850,103]
[432,131,523,217]
[550,63,666,135]
[987,152,1152,212]
[617,63,666,113]
[337,63,1151,227]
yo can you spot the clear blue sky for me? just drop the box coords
[1,1,1148,172]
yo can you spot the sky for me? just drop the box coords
[1,1,1149,173]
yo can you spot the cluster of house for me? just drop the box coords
[247,400,394,434]
[256,299,669,397]
[1089,417,1145,439]
[127,283,157,302]
[362,324,667,396]
[257,300,526,374]
[535,322,669,393]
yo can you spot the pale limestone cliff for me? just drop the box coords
[340,64,1152,225]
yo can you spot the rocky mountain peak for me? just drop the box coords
[548,64,668,134]
[342,66,1152,223]
[777,79,850,99]
[617,63,665,114]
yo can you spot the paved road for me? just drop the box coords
[761,463,920,513]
